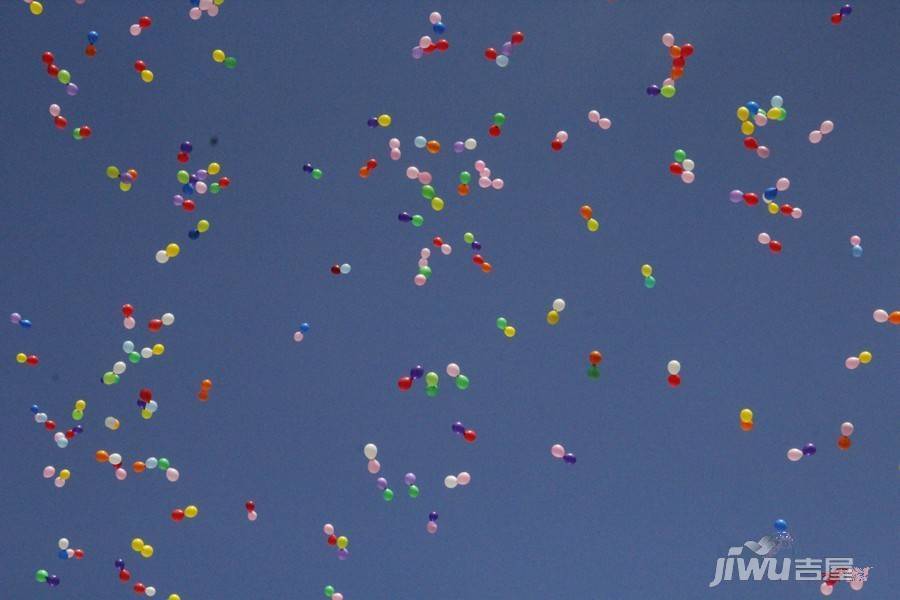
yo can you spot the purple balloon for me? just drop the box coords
[471,241,482,251]
[404,472,416,486]
[367,117,378,128]
[410,365,424,379]
[66,83,79,96]
[302,162,313,173]
[180,141,193,153]
[729,189,743,203]
[563,453,577,464]
[501,41,512,56]
[646,84,660,96]
[115,558,125,569]
[196,169,208,181]
[411,46,424,59]
[451,421,465,434]
[398,212,412,222]
[172,194,184,206]
[47,575,60,586]
[337,548,349,560]
[376,477,388,491]
[428,511,439,522]
[840,4,852,15]
[802,443,816,456]
[73,425,83,434]
[453,141,464,153]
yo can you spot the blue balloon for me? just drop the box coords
[746,101,760,114]
[182,183,194,194]
[31,404,40,414]
[58,550,68,560]
[188,229,200,240]
[851,245,863,258]
[774,519,788,532]
[299,322,310,333]
[87,31,99,44]
[433,22,446,34]
[763,187,777,200]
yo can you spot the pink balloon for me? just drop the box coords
[390,148,401,161]
[481,167,491,178]
[406,166,419,179]
[587,110,600,123]
[681,171,695,184]
[757,232,771,245]
[787,448,803,461]
[417,172,432,184]
[367,460,380,474]
[323,523,334,536]
[661,33,675,47]
[662,77,674,87]
[189,7,202,20]
[43,465,56,478]
[419,36,432,49]
[332,594,343,600]
[756,146,770,159]
[166,468,180,482]
[849,579,864,591]
[247,510,258,521]
[776,177,790,191]
[440,243,452,255]
[195,181,208,194]
[54,477,66,488]
[845,356,860,370]
[49,104,61,117]
[129,24,142,36]
[753,113,768,127]
[293,331,304,342]
[598,118,611,129]
[820,120,834,134]
[873,309,888,323]
[840,422,854,436]
[417,259,428,269]
[474,160,486,173]
[491,178,504,190]
[426,521,438,534]
[420,248,431,259]
[207,4,219,16]
[389,138,400,149]
[429,12,442,24]
[478,177,491,188]
[124,317,135,329]
[791,208,802,219]
[414,274,427,286]
[849,235,861,246]
[199,0,213,8]
[556,131,568,143]
[116,468,127,480]
[457,472,471,485]
[551,444,565,458]
[820,581,834,596]
[446,363,460,377]
[808,130,822,144]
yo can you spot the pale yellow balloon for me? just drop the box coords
[184,505,199,518]
[336,536,348,549]
[16,353,27,363]
[377,114,392,127]
[59,469,71,480]
[140,544,154,558]
[503,326,516,338]
[212,49,226,63]
[141,409,153,419]
[587,218,599,232]
[740,121,755,136]
[739,408,753,423]
[152,343,165,355]
[641,264,653,277]
[141,69,154,83]
[30,1,44,15]
[75,399,86,411]
[131,538,144,552]
[197,219,210,233]
[766,107,780,120]
[736,106,749,122]
[767,202,779,215]
[431,197,444,212]
[546,310,559,325]
[119,182,132,192]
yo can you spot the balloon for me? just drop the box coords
[444,475,458,488]
[802,443,816,456]
[212,49,225,63]
[845,356,859,370]
[661,33,674,47]
[667,360,681,375]
[363,443,377,459]
[841,422,854,436]
[820,120,834,134]
[131,538,144,552]
[546,310,559,325]
[787,448,802,461]
[457,472,471,485]
[551,444,565,458]
[456,374,470,390]
[774,519,788,532]
[837,436,851,450]
[858,351,872,364]
[587,218,599,232]
[367,460,380,474]
[739,409,753,423]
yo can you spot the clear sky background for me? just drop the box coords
[1,1,898,599]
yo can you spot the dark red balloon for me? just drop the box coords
[47,64,60,76]
[182,199,196,212]
[472,254,484,265]
[780,204,792,215]
[681,43,694,57]
[79,126,92,138]
[218,177,230,188]
[139,388,152,401]
[27,355,39,365]
[423,44,437,54]
[511,31,525,45]
[65,430,75,439]
[171,509,185,521]
[45,420,56,430]
[463,429,477,443]
[668,162,683,175]
[667,374,681,387]
[176,152,189,163]
[830,13,842,24]
[148,319,163,332]
[122,304,134,317]
[432,237,443,247]
[54,116,68,129]
[133,60,146,73]
[119,569,131,582]
[366,159,378,170]
[743,193,759,206]
[138,16,152,28]
[85,44,97,57]
[134,583,146,594]
[484,48,498,60]
[330,265,341,275]
[74,549,84,559]
[327,534,337,546]
[436,39,449,51]
[672,56,685,68]
[397,376,412,391]
[743,137,759,149]
[488,124,501,137]
[245,500,255,512]
[551,139,564,152]
[42,51,55,64]
[769,240,782,253]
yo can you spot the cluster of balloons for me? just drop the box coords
[71,124,92,140]
[176,140,194,163]
[475,159,503,190]
[457,169,471,196]
[85,30,99,57]
[122,303,169,332]
[641,263,656,288]
[129,15,152,37]
[211,49,237,69]
[786,443,816,462]
[367,114,392,128]
[49,103,70,130]
[730,178,802,218]
[175,161,230,211]
[452,138,478,153]
[405,165,433,186]
[96,451,179,482]
[830,4,853,25]
[427,511,439,534]
[739,408,754,432]
[30,401,82,449]
[10,312,32,328]
[292,322,310,343]
[358,157,378,178]
[488,112,507,137]
[872,308,900,325]
[849,235,862,258]
[154,243,180,264]
[302,162,324,180]
[26,1,44,15]
[737,96,786,158]
[170,504,199,521]
[115,558,172,597]
[587,109,612,130]
[329,262,351,275]
[389,137,401,161]
[412,13,449,59]
[106,165,139,192]
[35,569,59,587]
[188,0,224,20]
[445,362,470,390]
[414,247,434,286]
[464,232,492,273]
[133,60,154,83]
[484,31,524,68]
[837,421,854,450]
[668,148,696,184]
[496,316,516,338]
[105,339,166,385]
[245,500,258,521]
[57,537,85,561]
[444,471,471,488]
[844,350,872,370]
[550,130,568,152]
[197,378,213,401]
[322,523,349,559]
[757,232,782,254]
[323,584,345,600]
[41,51,79,96]
[809,120,835,144]
[587,350,602,379]
[71,398,87,421]
[104,416,120,430]
[398,211,424,227]
[188,218,210,240]
[16,352,40,366]
[577,204,599,232]
[137,388,159,420]
[666,360,682,387]
[546,297,566,325]
[452,420,477,443]
[551,444,577,464]
[398,365,424,391]
[131,538,155,559]
[42,465,71,488]
[403,472,421,498]
[647,33,694,98]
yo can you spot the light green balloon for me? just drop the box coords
[777,107,787,121]
[158,458,170,470]
[177,170,190,184]
[425,385,438,398]
[456,375,470,390]
[463,232,474,244]
[36,569,49,583]
[425,371,439,386]
[408,485,420,498]
[493,112,506,126]
[72,128,82,140]
[661,85,676,98]
[673,149,686,163]
[459,171,471,184]
[57,70,71,84]
[383,488,394,501]
[496,317,507,330]
[311,168,323,179]
[418,265,432,278]
[411,214,424,227]
[421,185,435,200]
[644,275,656,288]
[72,409,84,421]
[210,182,221,194]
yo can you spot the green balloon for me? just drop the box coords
[644,275,656,288]
[58,70,71,84]
[36,569,49,583]
[311,168,323,179]
[425,385,439,398]
[777,107,787,121]
[209,182,221,194]
[408,484,420,498]
[128,351,141,364]
[459,171,471,184]
[673,149,686,163]
[418,265,432,278]
[411,214,424,227]
[660,85,676,98]
[421,185,435,200]
[587,365,600,379]
[324,585,334,598]
[463,232,474,244]
[72,128,82,140]
[224,56,237,69]
[493,112,506,126]
[177,170,190,184]
[424,371,439,386]
[496,317,507,330]
[158,458,170,470]
[383,488,394,501]
[102,371,118,385]
[72,409,84,421]
[456,375,470,390]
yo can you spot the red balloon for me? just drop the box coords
[436,39,449,51]
[463,429,477,443]
[245,500,255,512]
[148,319,163,332]
[218,177,230,188]
[551,139,564,152]
[830,13,842,24]
[45,420,56,430]
[681,43,694,57]
[668,162,683,175]
[54,116,68,129]
[65,430,75,439]
[423,44,436,54]
[472,254,484,265]
[85,44,97,57]
[672,56,685,68]
[397,376,412,391]
[667,374,681,387]
[779,204,792,215]
[743,137,759,149]
[171,509,185,521]
[27,354,39,365]
[327,534,337,546]
[589,350,603,365]
[182,199,196,212]
[511,31,525,45]
[768,240,782,253]
[176,152,189,163]
[119,569,131,582]
[484,47,498,60]
[432,237,443,247]
[47,64,60,76]
[743,193,759,206]
[41,51,55,64]
[74,549,84,559]
[139,388,152,401]
[79,126,92,138]
[133,60,146,73]
[139,16,152,28]
[134,583,146,594]
[330,265,341,275]
[366,158,378,170]
[488,124,501,137]
[122,304,134,317]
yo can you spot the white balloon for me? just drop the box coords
[109,453,122,465]
[667,360,681,375]
[141,347,152,359]
[161,313,175,326]
[552,298,566,312]
[58,537,69,550]
[145,586,157,597]
[123,341,135,353]
[495,55,509,67]
[363,443,378,460]
[661,33,675,47]
[444,475,458,489]
[113,361,127,375]
[757,232,771,245]
[145,457,158,469]
[873,309,888,323]
[464,138,477,150]
[787,448,803,462]
[155,250,169,264]
[682,159,695,172]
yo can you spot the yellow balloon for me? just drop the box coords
[431,197,444,212]
[16,353,27,363]
[30,1,44,15]
[119,182,132,192]
[208,162,221,175]
[214,0,224,4]
[336,536,348,549]
[503,326,516,338]
[736,106,749,122]
[377,114,392,127]
[740,121,755,136]
[587,218,599,232]
[197,219,210,233]
[152,343,165,355]
[212,49,226,63]
[184,505,198,518]
[766,107,780,120]
[75,399,86,411]
[141,69,154,83]
[640,264,653,277]
[767,202,779,215]
[140,544,154,558]
[546,310,559,325]
[168,595,181,600]
[131,538,144,552]
[141,409,153,419]
[106,166,120,179]
[739,408,753,423]
[165,243,180,257]
[59,469,71,480]
[859,351,872,364]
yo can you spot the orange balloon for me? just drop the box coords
[671,67,684,80]
[580,205,592,220]
[358,167,369,178]
[426,140,441,154]
[889,311,900,324]
[481,262,492,273]
[740,421,754,432]
[201,379,213,390]
[95,449,109,463]
[127,169,138,180]
[589,350,603,365]
[132,461,146,473]
[197,390,209,401]
[457,183,469,196]
[837,435,851,450]
[669,45,682,58]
